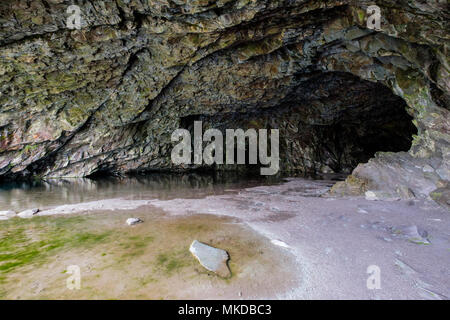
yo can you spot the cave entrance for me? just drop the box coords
[279,72,418,174]
[178,72,417,176]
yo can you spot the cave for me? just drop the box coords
[0,0,449,301]
[0,0,448,199]
[191,71,417,176]
[277,71,418,174]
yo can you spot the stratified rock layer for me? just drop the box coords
[0,1,449,201]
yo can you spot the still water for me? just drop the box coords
[0,172,305,299]
[0,171,346,213]
[0,172,288,213]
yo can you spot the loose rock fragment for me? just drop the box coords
[126,218,143,226]
[189,240,231,278]
[391,225,430,245]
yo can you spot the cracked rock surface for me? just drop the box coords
[0,1,449,202]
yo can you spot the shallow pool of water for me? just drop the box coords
[0,172,344,213]
[0,172,288,213]
[0,172,345,299]
[0,208,300,299]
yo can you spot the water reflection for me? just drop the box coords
[0,172,285,212]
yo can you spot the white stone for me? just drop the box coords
[17,208,39,218]
[365,191,378,201]
[271,239,290,249]
[126,218,143,226]
[0,210,16,217]
[189,240,231,278]
[365,190,400,201]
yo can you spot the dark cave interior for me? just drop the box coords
[184,72,417,175]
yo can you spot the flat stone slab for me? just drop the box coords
[189,240,231,278]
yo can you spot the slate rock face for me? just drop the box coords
[0,1,448,201]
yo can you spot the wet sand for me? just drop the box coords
[149,178,450,299]
[1,177,449,299]
[0,209,299,300]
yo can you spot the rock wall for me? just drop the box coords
[0,1,448,201]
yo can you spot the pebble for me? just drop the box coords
[126,218,143,226]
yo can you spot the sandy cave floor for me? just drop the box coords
[0,178,449,300]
